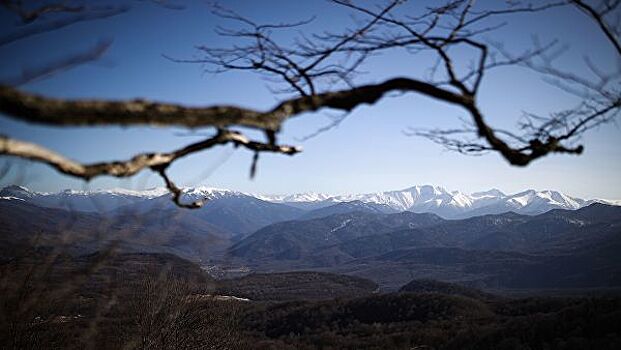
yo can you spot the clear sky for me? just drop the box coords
[1,0,620,199]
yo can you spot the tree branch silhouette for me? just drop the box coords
[0,0,619,207]
[0,130,300,207]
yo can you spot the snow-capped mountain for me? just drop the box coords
[255,192,333,203]
[179,186,244,202]
[0,185,256,213]
[258,185,467,213]
[1,184,618,219]
[0,185,35,199]
[0,185,163,212]
[0,185,305,236]
[257,185,618,219]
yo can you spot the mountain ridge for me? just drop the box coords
[259,185,619,218]
[2,187,620,292]
[3,184,618,219]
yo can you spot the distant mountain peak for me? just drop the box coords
[405,184,447,195]
[1,184,618,219]
[181,186,239,197]
[0,185,35,199]
[471,188,506,198]
[255,191,332,203]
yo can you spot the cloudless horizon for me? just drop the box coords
[1,0,620,200]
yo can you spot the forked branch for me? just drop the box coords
[0,130,300,207]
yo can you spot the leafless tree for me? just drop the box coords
[0,243,117,350]
[0,0,619,207]
[118,270,243,350]
[0,245,244,349]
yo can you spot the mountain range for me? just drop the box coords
[1,184,620,292]
[229,203,621,290]
[259,185,620,218]
[0,185,303,236]
[2,184,618,220]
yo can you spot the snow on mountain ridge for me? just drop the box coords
[471,188,506,198]
[0,185,35,198]
[251,186,617,218]
[0,196,25,201]
[0,186,238,199]
[180,186,243,199]
[1,185,619,218]
[0,185,170,199]
[255,192,332,203]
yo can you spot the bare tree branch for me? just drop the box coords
[0,77,468,130]
[0,130,300,207]
[571,0,621,55]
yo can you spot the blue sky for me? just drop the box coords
[0,0,620,199]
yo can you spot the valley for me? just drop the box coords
[2,184,620,293]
